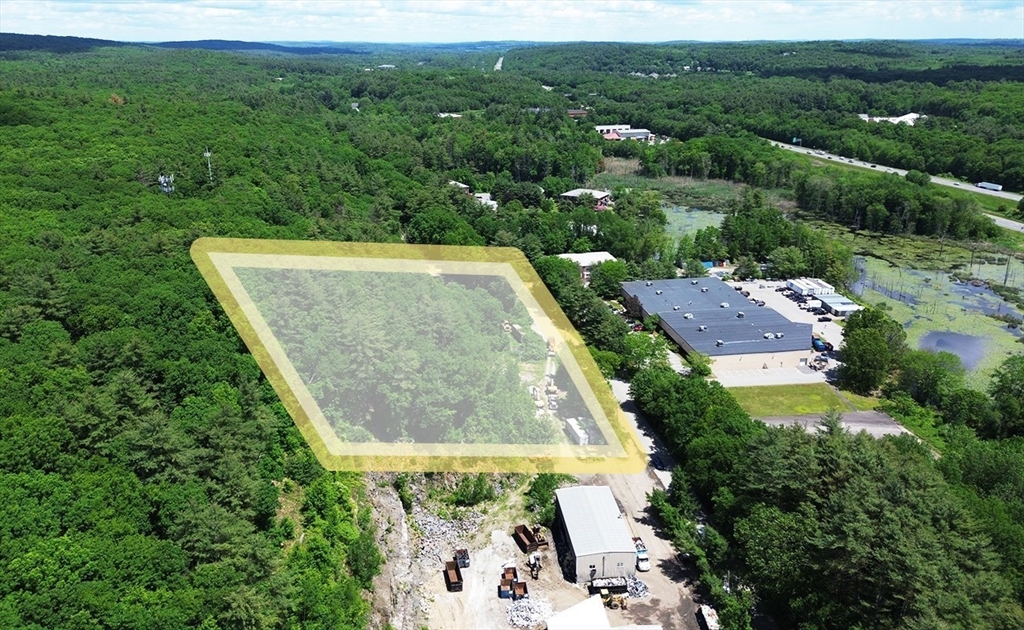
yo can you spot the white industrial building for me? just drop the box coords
[554,486,637,584]
[786,278,835,296]
[557,251,616,285]
[818,293,862,317]
[594,124,632,135]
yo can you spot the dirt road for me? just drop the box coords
[586,379,700,630]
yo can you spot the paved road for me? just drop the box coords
[766,138,1024,233]
[760,410,908,438]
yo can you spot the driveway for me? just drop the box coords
[581,379,698,630]
[713,366,826,387]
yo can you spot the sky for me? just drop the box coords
[1,0,1023,43]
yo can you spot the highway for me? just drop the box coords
[767,138,1024,233]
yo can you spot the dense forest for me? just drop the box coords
[1,36,1022,629]
[236,267,558,444]
[508,41,1024,190]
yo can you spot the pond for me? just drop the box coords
[918,331,987,370]
[663,206,726,236]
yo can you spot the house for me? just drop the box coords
[474,192,498,211]
[560,188,612,210]
[567,109,589,118]
[557,251,617,285]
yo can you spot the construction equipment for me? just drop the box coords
[527,552,542,579]
[600,590,628,610]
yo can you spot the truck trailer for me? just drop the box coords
[976,182,1003,192]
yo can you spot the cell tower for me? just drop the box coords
[204,147,213,183]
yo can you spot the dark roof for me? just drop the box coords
[622,277,812,356]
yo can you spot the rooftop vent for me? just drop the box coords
[656,290,663,295]
[698,325,708,332]
[701,287,709,293]
[737,312,745,319]
[720,302,729,308]
[715,339,724,347]
[683,313,694,319]
[673,305,680,310]
[775,332,785,339]
[691,280,699,285]
[646,281,653,286]
[764,332,773,339]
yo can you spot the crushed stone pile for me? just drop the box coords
[507,598,552,628]
[413,507,484,560]
[627,575,650,598]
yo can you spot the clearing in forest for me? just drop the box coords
[191,238,645,474]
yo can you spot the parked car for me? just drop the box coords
[818,316,833,322]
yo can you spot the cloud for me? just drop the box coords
[0,0,1021,42]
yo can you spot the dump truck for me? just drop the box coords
[633,537,651,572]
[444,559,463,592]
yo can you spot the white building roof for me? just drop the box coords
[557,251,616,268]
[546,595,611,630]
[561,188,611,200]
[555,486,636,558]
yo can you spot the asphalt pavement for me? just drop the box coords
[760,411,908,438]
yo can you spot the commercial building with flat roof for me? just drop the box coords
[621,277,814,370]
[786,278,835,296]
[554,486,636,584]
[818,293,862,317]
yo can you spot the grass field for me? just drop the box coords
[841,391,881,411]
[728,383,852,418]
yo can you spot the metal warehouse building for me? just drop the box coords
[621,277,814,371]
[818,293,862,317]
[554,486,636,584]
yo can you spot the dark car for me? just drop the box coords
[818,316,833,322]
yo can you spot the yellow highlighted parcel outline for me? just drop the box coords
[190,237,645,474]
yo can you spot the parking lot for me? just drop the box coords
[705,280,848,387]
[731,280,846,351]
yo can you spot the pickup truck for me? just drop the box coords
[633,537,651,572]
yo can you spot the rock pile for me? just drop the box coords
[627,575,650,598]
[507,598,552,628]
[413,507,484,560]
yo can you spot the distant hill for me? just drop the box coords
[0,33,131,53]
[0,34,552,56]
[149,39,361,55]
